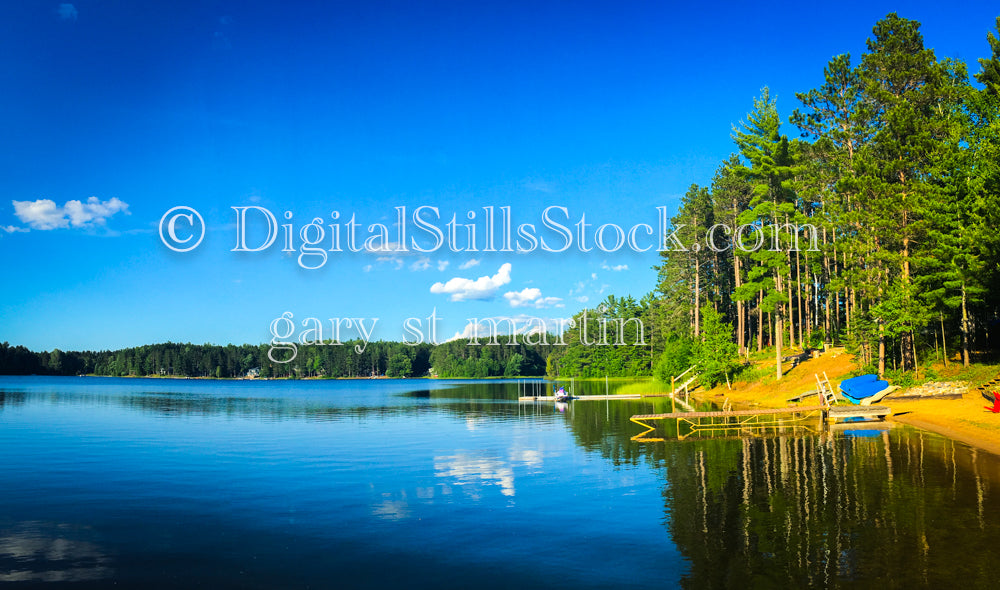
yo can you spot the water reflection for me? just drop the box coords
[0,391,26,411]
[656,428,1000,588]
[0,522,112,583]
[434,449,544,498]
[5,377,1000,588]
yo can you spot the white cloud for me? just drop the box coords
[591,272,598,280]
[376,255,404,270]
[12,197,129,230]
[435,454,515,497]
[12,199,62,230]
[503,287,564,309]
[437,260,449,271]
[430,263,512,302]
[459,258,480,270]
[410,257,431,271]
[601,261,629,272]
[57,3,77,21]
[2,225,29,234]
[363,264,373,272]
[575,295,589,303]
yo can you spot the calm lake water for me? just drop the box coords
[2,376,1000,588]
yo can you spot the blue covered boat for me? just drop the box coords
[839,374,891,405]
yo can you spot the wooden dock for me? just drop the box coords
[631,405,827,421]
[827,405,892,423]
[518,394,645,402]
[630,405,827,441]
[629,401,892,441]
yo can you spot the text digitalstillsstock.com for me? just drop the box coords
[158,204,818,361]
[159,204,820,267]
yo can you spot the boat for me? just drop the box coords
[838,374,896,405]
[554,386,573,402]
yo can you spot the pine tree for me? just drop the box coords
[733,88,796,380]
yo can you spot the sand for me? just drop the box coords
[695,348,1000,456]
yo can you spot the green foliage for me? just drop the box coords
[386,353,412,378]
[882,369,917,389]
[429,337,548,378]
[546,295,653,378]
[654,337,694,384]
[693,306,740,388]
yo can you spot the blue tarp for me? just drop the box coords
[839,374,889,404]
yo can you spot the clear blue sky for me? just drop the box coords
[2,0,998,351]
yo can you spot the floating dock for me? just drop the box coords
[630,405,826,441]
[518,394,646,402]
[826,405,892,423]
[629,403,892,441]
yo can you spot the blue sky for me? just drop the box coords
[2,0,998,351]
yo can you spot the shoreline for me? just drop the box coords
[10,368,1000,457]
[691,350,1000,458]
[889,412,1000,457]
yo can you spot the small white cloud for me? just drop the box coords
[12,199,63,230]
[601,261,629,272]
[363,264,373,272]
[459,258,480,270]
[2,225,29,233]
[431,263,512,302]
[12,197,129,230]
[504,287,564,309]
[575,295,589,303]
[437,260,449,271]
[410,257,431,271]
[377,255,404,270]
[57,3,77,21]
[591,272,598,280]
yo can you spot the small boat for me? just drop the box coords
[554,386,573,402]
[839,374,895,405]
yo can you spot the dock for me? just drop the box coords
[630,405,827,441]
[629,373,893,441]
[826,405,892,422]
[518,394,646,402]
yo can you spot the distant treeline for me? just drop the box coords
[0,304,661,380]
[0,339,554,379]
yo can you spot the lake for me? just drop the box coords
[2,376,1000,588]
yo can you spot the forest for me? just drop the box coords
[643,13,1000,380]
[0,338,550,379]
[3,14,1000,382]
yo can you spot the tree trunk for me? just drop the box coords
[878,329,886,376]
[962,282,970,367]
[735,253,744,354]
[823,227,830,343]
[797,248,804,347]
[775,312,783,381]
[757,292,764,353]
[940,311,948,367]
[694,252,701,338]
